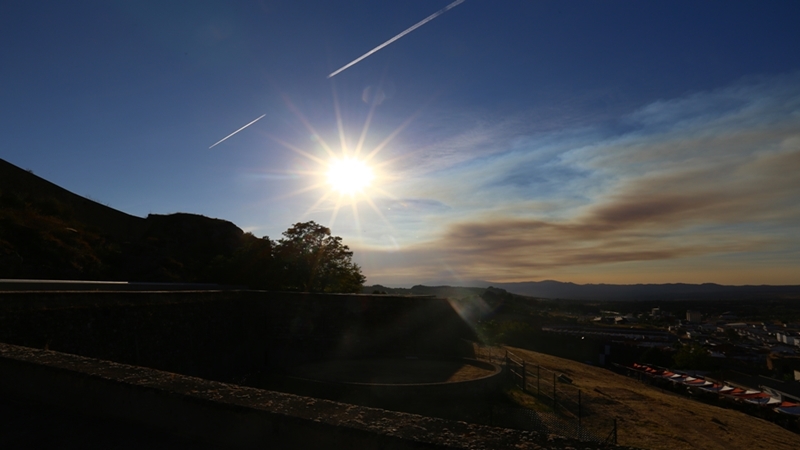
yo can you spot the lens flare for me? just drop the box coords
[269,84,416,230]
[327,157,374,195]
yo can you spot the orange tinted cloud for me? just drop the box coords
[356,75,800,286]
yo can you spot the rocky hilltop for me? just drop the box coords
[0,158,247,283]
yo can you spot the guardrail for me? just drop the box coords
[476,345,618,445]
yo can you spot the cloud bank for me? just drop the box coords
[359,74,800,286]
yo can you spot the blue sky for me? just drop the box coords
[2,1,799,286]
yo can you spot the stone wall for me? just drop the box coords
[0,343,485,449]
[0,343,630,449]
[0,290,476,382]
[0,290,637,449]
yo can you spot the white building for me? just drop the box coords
[777,332,800,347]
[686,310,702,323]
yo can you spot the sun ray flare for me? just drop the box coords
[350,201,362,240]
[275,182,328,201]
[363,196,394,230]
[267,134,327,165]
[364,109,422,162]
[331,81,350,159]
[302,190,335,218]
[354,78,386,158]
[265,81,425,238]
[329,194,344,228]
[280,93,337,159]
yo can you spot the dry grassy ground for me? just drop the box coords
[288,359,495,384]
[503,346,799,450]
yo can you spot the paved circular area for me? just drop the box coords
[289,358,496,385]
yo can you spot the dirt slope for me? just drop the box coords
[505,347,798,450]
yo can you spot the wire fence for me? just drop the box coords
[475,345,618,445]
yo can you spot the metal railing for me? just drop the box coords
[476,345,618,445]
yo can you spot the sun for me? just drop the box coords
[268,85,416,229]
[326,157,374,195]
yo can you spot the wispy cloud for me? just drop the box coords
[360,73,800,286]
[391,114,523,176]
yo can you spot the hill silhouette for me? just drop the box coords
[0,158,248,283]
[0,159,146,238]
[481,279,800,301]
[0,158,367,292]
[5,157,795,298]
[365,279,800,302]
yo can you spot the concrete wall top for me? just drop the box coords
[0,343,567,450]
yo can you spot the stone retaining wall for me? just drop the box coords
[0,290,475,382]
[0,291,637,449]
[0,343,544,449]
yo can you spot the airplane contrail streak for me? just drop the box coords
[328,0,466,78]
[209,113,266,149]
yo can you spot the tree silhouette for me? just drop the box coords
[274,221,365,293]
[208,233,279,289]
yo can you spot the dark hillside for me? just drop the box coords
[487,280,800,301]
[364,284,486,298]
[0,159,146,238]
[112,213,247,282]
[0,158,251,283]
[0,192,109,279]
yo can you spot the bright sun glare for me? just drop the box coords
[267,85,413,229]
[327,157,374,195]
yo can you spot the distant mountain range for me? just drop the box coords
[477,280,800,301]
[366,280,800,301]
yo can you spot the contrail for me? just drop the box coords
[209,113,266,149]
[328,0,466,78]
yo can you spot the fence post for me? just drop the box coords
[505,351,510,387]
[521,360,527,391]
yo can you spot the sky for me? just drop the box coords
[2,0,800,287]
